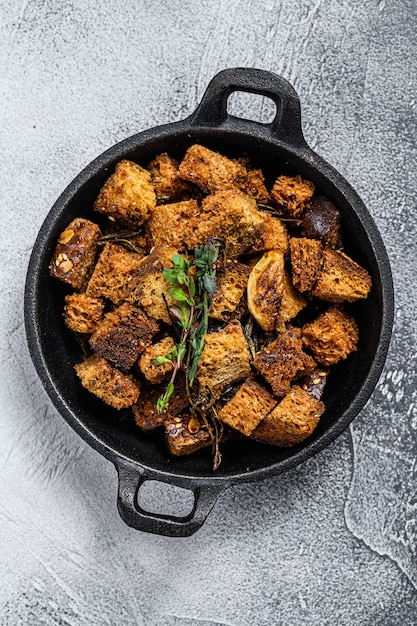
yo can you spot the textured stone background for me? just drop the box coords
[1,0,417,624]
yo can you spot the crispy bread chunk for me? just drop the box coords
[247,250,286,332]
[63,293,105,334]
[302,195,342,248]
[312,249,372,303]
[251,385,324,446]
[237,167,269,202]
[198,321,251,396]
[138,336,175,384]
[210,260,250,322]
[302,306,359,366]
[94,159,156,227]
[279,270,307,327]
[86,243,143,304]
[218,377,277,436]
[254,331,316,397]
[290,237,324,293]
[299,366,329,401]
[132,374,189,430]
[90,303,159,371]
[164,414,211,456]
[147,199,200,251]
[148,152,194,203]
[250,213,290,254]
[198,189,264,258]
[74,354,140,409]
[178,144,245,193]
[271,175,315,217]
[50,218,101,290]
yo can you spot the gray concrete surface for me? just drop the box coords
[1,0,417,624]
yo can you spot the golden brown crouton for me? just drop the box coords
[178,144,246,193]
[210,260,250,322]
[299,366,329,401]
[138,336,175,384]
[302,195,342,248]
[90,303,159,371]
[250,213,290,254]
[271,175,315,217]
[164,414,211,456]
[74,354,140,409]
[147,199,200,251]
[279,270,307,326]
[247,250,286,332]
[238,167,269,202]
[197,321,251,396]
[132,374,189,430]
[302,306,359,366]
[290,237,324,293]
[218,377,277,436]
[63,293,105,334]
[86,243,143,304]
[253,331,316,397]
[251,385,324,446]
[148,152,195,202]
[50,218,101,290]
[94,159,156,227]
[312,249,372,303]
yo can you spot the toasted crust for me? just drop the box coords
[209,260,250,322]
[247,250,286,332]
[250,213,290,254]
[63,293,105,334]
[271,175,315,217]
[164,414,211,456]
[178,144,246,193]
[132,373,189,430]
[299,366,329,401]
[290,237,324,293]
[251,385,324,446]
[302,306,359,365]
[86,243,143,304]
[94,159,156,226]
[312,249,372,302]
[89,303,159,371]
[148,152,195,203]
[237,167,269,202]
[74,354,140,409]
[50,218,101,290]
[138,336,175,384]
[218,377,277,436]
[302,195,342,248]
[147,199,200,251]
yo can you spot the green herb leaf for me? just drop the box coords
[152,355,172,365]
[203,274,216,295]
[167,285,189,302]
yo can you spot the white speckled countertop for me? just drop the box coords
[1,1,417,624]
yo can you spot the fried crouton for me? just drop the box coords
[50,218,101,290]
[86,243,143,304]
[63,293,105,334]
[250,213,290,254]
[90,303,159,371]
[238,167,269,202]
[271,175,315,217]
[299,366,329,401]
[218,377,277,436]
[302,195,342,248]
[302,307,359,366]
[178,144,246,193]
[132,373,189,430]
[94,159,156,227]
[148,152,195,202]
[247,250,286,332]
[164,414,211,456]
[251,385,324,446]
[312,249,372,302]
[209,260,250,321]
[147,199,200,251]
[198,321,251,396]
[253,331,316,397]
[138,336,175,384]
[74,354,140,409]
[290,237,324,293]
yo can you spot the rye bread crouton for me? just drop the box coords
[250,213,290,254]
[94,159,156,227]
[299,366,329,401]
[138,336,175,384]
[312,249,372,303]
[50,218,101,290]
[178,144,246,193]
[148,152,195,203]
[302,195,342,248]
[210,260,250,322]
[86,243,143,304]
[63,293,105,334]
[247,250,286,332]
[198,321,251,396]
[237,167,269,202]
[253,331,316,397]
[218,377,277,436]
[290,237,324,293]
[90,303,159,371]
[271,174,315,217]
[302,306,359,366]
[74,354,140,409]
[251,385,324,446]
[164,414,211,456]
[132,373,189,431]
[147,199,200,251]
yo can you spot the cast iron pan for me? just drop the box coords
[24,68,394,536]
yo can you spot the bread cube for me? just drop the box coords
[148,152,195,202]
[238,167,269,202]
[147,199,200,251]
[63,293,105,334]
[89,303,159,371]
[253,331,316,397]
[86,243,143,304]
[302,306,359,366]
[197,321,251,396]
[312,249,372,302]
[138,336,175,384]
[74,354,140,409]
[210,260,250,322]
[132,373,189,431]
[251,385,324,446]
[271,175,315,217]
[290,237,324,293]
[299,366,329,401]
[250,213,290,254]
[49,218,101,290]
[164,414,211,456]
[94,159,156,227]
[218,377,277,436]
[178,144,245,193]
[302,195,342,248]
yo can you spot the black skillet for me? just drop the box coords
[24,68,394,536]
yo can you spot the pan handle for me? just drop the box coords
[188,67,305,145]
[115,461,225,537]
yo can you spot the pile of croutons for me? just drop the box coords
[50,144,372,463]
